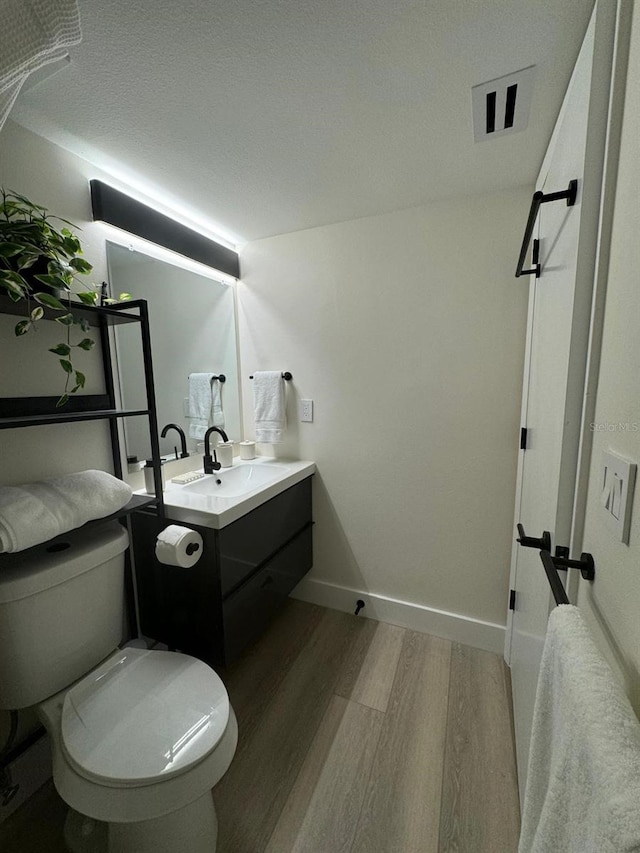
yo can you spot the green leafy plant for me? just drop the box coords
[0,189,128,407]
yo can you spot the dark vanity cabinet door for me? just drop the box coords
[130,512,223,660]
[131,476,313,666]
[223,526,312,661]
[218,477,312,596]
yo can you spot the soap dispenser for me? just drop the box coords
[143,459,165,495]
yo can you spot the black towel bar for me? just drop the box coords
[540,551,570,606]
[515,180,578,278]
[539,549,596,607]
[249,372,292,380]
[188,374,225,382]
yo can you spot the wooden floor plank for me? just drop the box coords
[214,607,376,853]
[351,631,452,853]
[335,620,405,712]
[220,598,325,739]
[1,606,521,853]
[265,695,384,853]
[438,643,521,853]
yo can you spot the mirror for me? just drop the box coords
[106,241,241,462]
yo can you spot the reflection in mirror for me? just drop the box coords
[107,241,241,462]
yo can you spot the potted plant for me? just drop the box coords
[0,189,115,406]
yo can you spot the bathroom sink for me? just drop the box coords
[182,463,282,498]
[159,457,316,529]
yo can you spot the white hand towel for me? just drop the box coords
[0,0,82,131]
[253,371,286,444]
[188,373,214,440]
[0,470,132,553]
[519,604,640,853]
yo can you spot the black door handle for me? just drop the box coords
[516,523,551,552]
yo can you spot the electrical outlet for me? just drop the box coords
[300,399,314,423]
[601,450,636,544]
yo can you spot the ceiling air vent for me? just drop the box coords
[472,66,536,143]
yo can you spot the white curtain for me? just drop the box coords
[0,0,82,131]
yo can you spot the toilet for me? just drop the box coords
[0,522,237,853]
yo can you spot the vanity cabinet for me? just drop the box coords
[131,476,313,666]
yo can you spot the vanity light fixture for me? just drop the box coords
[103,228,237,286]
[90,180,240,279]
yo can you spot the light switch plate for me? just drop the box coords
[601,450,636,544]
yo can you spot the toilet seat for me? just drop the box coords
[60,648,229,788]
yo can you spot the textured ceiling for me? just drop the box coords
[10,0,595,244]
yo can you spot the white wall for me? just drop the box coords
[577,3,640,714]
[239,188,530,640]
[0,120,135,485]
[0,121,118,753]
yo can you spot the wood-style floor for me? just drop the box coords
[0,600,520,853]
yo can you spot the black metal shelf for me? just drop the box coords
[0,293,164,514]
[102,494,159,522]
[0,407,151,430]
[0,292,146,327]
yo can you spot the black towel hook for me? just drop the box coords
[188,373,225,382]
[516,523,551,552]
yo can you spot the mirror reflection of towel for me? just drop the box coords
[211,380,225,429]
[253,371,286,444]
[188,374,226,439]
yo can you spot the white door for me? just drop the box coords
[505,1,618,800]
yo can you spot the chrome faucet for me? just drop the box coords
[203,426,229,474]
[160,423,189,459]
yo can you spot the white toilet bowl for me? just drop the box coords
[37,646,238,853]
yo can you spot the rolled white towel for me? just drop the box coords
[0,470,132,553]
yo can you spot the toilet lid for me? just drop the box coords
[61,648,230,787]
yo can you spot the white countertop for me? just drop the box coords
[144,456,316,529]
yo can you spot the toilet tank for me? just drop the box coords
[0,522,129,710]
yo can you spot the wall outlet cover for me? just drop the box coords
[601,450,636,544]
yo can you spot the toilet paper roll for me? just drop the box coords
[155,525,203,568]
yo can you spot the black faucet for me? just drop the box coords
[203,426,229,474]
[160,423,189,459]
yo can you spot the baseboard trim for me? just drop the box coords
[291,577,505,655]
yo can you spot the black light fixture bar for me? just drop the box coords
[90,180,240,279]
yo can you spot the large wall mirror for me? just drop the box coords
[107,241,242,462]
